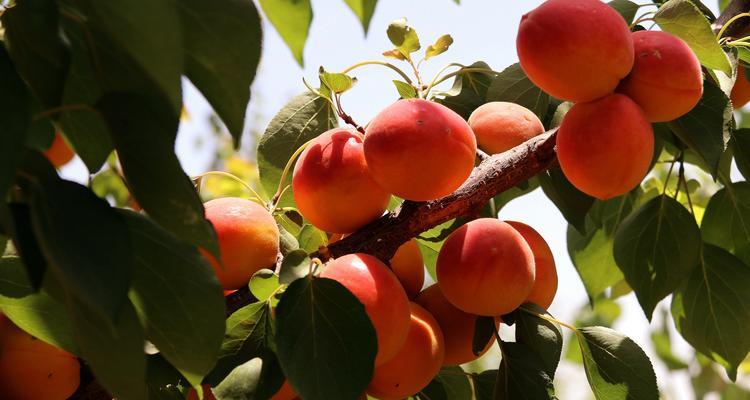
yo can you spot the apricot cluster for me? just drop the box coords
[517,0,703,199]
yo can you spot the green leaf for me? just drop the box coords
[613,195,701,319]
[393,80,417,99]
[608,0,639,23]
[386,18,421,59]
[259,0,311,66]
[491,178,540,213]
[382,49,407,61]
[425,34,453,60]
[248,269,280,302]
[97,92,219,256]
[75,0,182,109]
[0,256,77,354]
[701,183,750,265]
[257,93,338,208]
[297,224,327,254]
[485,63,550,119]
[669,80,731,176]
[515,304,562,378]
[494,342,556,399]
[655,0,732,74]
[2,204,47,290]
[343,0,377,34]
[539,168,595,233]
[672,244,750,380]
[213,355,286,400]
[472,316,496,357]
[119,210,224,387]
[275,277,377,400]
[473,370,496,400]
[434,61,494,119]
[145,354,189,400]
[0,46,30,198]
[279,249,310,285]
[732,129,750,180]
[418,366,473,400]
[179,0,262,146]
[416,219,462,279]
[0,0,69,108]
[319,67,356,95]
[577,326,658,400]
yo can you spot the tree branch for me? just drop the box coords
[713,0,750,37]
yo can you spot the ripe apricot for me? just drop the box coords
[506,221,558,310]
[0,318,80,400]
[270,380,298,400]
[436,218,535,316]
[367,303,444,400]
[201,197,280,290]
[732,68,750,109]
[468,102,545,154]
[557,94,654,200]
[389,239,425,299]
[320,253,411,365]
[414,284,497,365]
[617,31,703,122]
[44,132,75,168]
[517,0,634,102]
[364,99,477,201]
[293,128,390,234]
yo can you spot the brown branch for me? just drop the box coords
[713,0,750,37]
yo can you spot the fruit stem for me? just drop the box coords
[407,57,426,98]
[424,67,499,98]
[191,171,265,204]
[519,305,578,332]
[717,12,750,39]
[341,60,414,85]
[662,156,679,196]
[334,93,366,134]
[33,103,101,121]
[630,12,657,30]
[271,138,316,206]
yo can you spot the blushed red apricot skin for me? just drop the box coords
[320,253,411,365]
[617,31,703,122]
[436,218,535,316]
[390,239,425,299]
[44,133,75,168]
[517,0,634,102]
[468,102,545,154]
[506,221,558,310]
[201,197,280,290]
[415,284,497,365]
[732,68,750,109]
[364,99,477,201]
[557,94,654,200]
[270,380,298,400]
[367,303,445,400]
[0,318,80,400]
[293,128,390,233]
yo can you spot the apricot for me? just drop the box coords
[617,31,703,122]
[0,318,80,400]
[320,253,411,365]
[44,132,75,168]
[389,239,425,299]
[732,68,750,109]
[293,128,390,234]
[557,94,654,200]
[436,218,535,316]
[187,384,217,400]
[270,380,298,400]
[517,0,634,102]
[468,102,545,154]
[364,99,477,201]
[201,197,280,290]
[414,284,497,365]
[367,303,444,400]
[506,221,558,310]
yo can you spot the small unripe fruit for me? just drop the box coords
[468,102,545,154]
[320,253,411,365]
[293,128,390,233]
[557,94,654,200]
[617,31,703,122]
[506,221,558,310]
[415,284,497,365]
[517,0,634,102]
[0,318,80,400]
[437,218,535,316]
[367,303,445,400]
[44,133,75,168]
[732,68,750,109]
[389,239,425,299]
[201,197,280,290]
[364,99,477,201]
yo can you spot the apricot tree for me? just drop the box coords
[0,0,750,399]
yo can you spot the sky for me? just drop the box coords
[61,0,744,398]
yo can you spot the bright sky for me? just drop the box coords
[61,1,743,398]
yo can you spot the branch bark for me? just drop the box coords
[713,0,750,37]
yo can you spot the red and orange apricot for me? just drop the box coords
[201,197,280,290]
[436,218,535,316]
[367,303,445,400]
[364,99,477,201]
[44,132,75,169]
[468,102,545,154]
[320,253,411,365]
[506,221,558,310]
[270,380,298,400]
[557,94,654,200]
[517,0,634,102]
[389,239,425,299]
[732,68,750,109]
[293,128,390,233]
[415,284,497,365]
[617,31,703,122]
